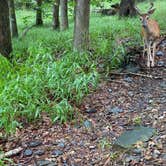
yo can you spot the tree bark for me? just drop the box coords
[73,0,90,51]
[36,0,43,25]
[119,0,136,17]
[0,0,12,57]
[60,0,69,31]
[9,0,18,37]
[53,0,60,30]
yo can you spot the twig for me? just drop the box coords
[104,154,111,166]
[0,147,23,159]
[107,79,125,84]
[110,72,163,79]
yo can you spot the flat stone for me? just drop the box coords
[85,108,97,114]
[52,150,63,157]
[128,91,134,97]
[34,149,45,156]
[153,149,160,158]
[107,106,124,114]
[124,76,133,83]
[83,120,92,128]
[125,155,140,163]
[37,160,57,166]
[132,148,142,154]
[125,65,140,73]
[160,82,166,89]
[114,126,156,148]
[24,149,33,157]
[161,153,166,160]
[57,142,65,148]
[108,88,112,93]
[29,140,42,147]
[156,51,164,57]
[157,61,165,67]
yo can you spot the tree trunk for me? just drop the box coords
[60,0,69,31]
[53,0,60,30]
[73,0,90,51]
[119,0,136,17]
[36,0,43,25]
[0,0,12,57]
[9,0,18,37]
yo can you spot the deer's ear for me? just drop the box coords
[148,8,155,15]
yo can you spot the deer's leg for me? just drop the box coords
[147,42,151,67]
[151,42,156,67]
[143,39,148,58]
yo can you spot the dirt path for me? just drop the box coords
[1,37,166,166]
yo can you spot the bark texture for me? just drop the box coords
[73,0,90,51]
[9,0,18,37]
[36,0,43,25]
[119,0,136,17]
[0,0,12,57]
[60,0,69,31]
[53,0,60,30]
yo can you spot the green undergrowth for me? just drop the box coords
[0,46,98,133]
[0,0,166,134]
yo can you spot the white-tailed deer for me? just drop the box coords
[135,3,160,67]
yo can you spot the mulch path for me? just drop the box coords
[0,36,166,166]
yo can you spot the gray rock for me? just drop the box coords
[160,82,166,89]
[125,65,140,73]
[85,108,97,114]
[132,148,142,154]
[37,160,57,166]
[48,163,58,166]
[57,142,65,148]
[157,61,165,67]
[125,155,140,163]
[114,126,156,148]
[156,51,164,57]
[107,106,124,114]
[24,149,33,157]
[52,150,63,157]
[153,149,160,158]
[161,153,166,160]
[29,140,42,147]
[34,149,45,156]
[83,120,92,128]
[108,88,112,93]
[128,91,134,97]
[124,76,133,83]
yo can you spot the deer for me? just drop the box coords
[135,3,160,67]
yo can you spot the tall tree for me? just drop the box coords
[9,0,18,37]
[119,0,136,17]
[0,0,12,57]
[60,0,69,31]
[36,0,43,25]
[73,0,90,51]
[53,0,60,30]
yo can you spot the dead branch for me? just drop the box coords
[0,147,23,159]
[104,154,111,166]
[110,72,163,79]
[19,24,36,40]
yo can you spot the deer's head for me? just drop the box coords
[135,3,156,28]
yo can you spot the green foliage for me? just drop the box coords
[99,138,112,150]
[133,116,142,126]
[0,33,98,133]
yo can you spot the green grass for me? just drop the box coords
[0,0,166,134]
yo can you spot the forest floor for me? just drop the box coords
[1,36,166,166]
